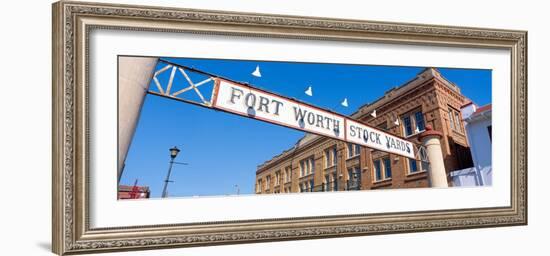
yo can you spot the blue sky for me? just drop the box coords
[119,57,491,198]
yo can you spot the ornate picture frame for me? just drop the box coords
[52,1,527,255]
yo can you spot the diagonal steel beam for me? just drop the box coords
[178,67,208,104]
[171,77,212,97]
[165,66,177,95]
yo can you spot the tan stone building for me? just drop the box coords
[255,68,473,194]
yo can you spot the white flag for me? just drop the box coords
[304,86,313,96]
[370,110,377,118]
[341,98,349,107]
[251,65,262,77]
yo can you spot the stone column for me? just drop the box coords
[418,125,448,188]
[118,56,159,185]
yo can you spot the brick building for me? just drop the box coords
[118,185,151,199]
[255,68,473,194]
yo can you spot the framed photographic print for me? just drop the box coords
[52,1,527,255]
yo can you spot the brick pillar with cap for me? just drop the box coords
[418,125,448,188]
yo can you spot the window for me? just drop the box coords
[419,147,429,172]
[421,160,429,173]
[415,111,425,131]
[448,107,463,132]
[332,173,338,191]
[374,157,392,181]
[300,157,315,176]
[455,111,464,131]
[373,159,382,181]
[275,171,280,186]
[325,147,337,167]
[309,180,315,192]
[284,166,292,183]
[402,110,425,136]
[301,181,312,192]
[266,176,271,189]
[383,157,392,178]
[408,157,429,174]
[407,148,428,174]
[403,116,413,136]
[257,179,262,193]
[408,158,418,173]
[308,157,315,175]
[347,166,360,180]
[487,125,492,142]
[289,168,292,181]
[347,143,361,158]
[323,173,338,191]
[448,109,455,130]
[283,169,288,183]
[454,111,462,132]
[347,166,361,190]
[325,149,330,167]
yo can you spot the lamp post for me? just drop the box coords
[161,146,180,198]
[234,184,240,195]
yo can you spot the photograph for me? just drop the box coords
[49,1,529,254]
[117,56,492,199]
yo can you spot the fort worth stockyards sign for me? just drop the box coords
[211,79,415,159]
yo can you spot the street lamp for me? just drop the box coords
[162,146,180,198]
[234,184,240,195]
[169,146,180,159]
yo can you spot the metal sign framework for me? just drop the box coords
[147,59,429,162]
[148,60,217,108]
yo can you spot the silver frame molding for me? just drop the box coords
[52,1,527,255]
